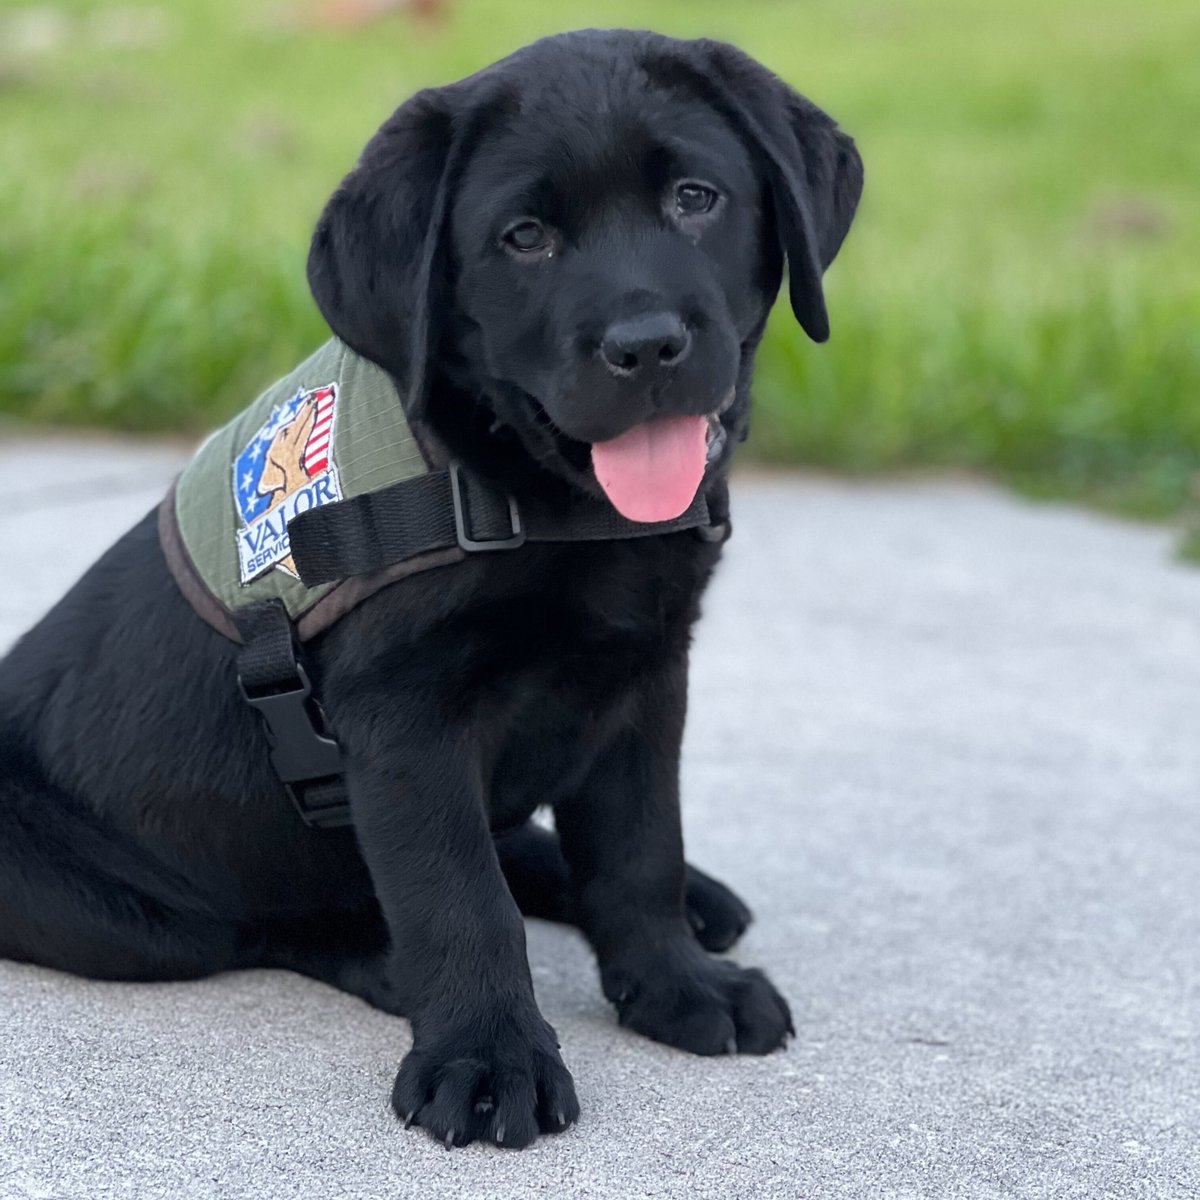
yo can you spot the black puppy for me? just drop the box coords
[0,30,861,1148]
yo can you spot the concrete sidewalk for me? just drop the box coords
[1,437,1197,1199]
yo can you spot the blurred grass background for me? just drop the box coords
[1,0,1198,546]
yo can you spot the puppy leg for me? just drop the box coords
[333,708,578,1148]
[253,903,408,1015]
[555,654,793,1056]
[494,821,753,951]
[492,822,571,923]
[0,758,241,981]
[267,948,406,1015]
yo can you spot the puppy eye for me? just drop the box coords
[675,182,719,216]
[502,219,549,252]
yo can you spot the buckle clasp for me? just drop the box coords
[238,662,349,827]
[449,461,526,552]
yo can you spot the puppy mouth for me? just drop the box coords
[591,394,733,523]
[518,390,733,520]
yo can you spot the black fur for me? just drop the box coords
[0,29,862,1148]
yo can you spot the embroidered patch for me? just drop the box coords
[232,382,341,583]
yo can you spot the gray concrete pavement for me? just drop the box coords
[1,437,1197,1199]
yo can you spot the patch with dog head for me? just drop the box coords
[232,382,341,582]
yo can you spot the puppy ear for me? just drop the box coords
[668,41,864,343]
[307,89,460,408]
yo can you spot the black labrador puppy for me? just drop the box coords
[0,29,861,1148]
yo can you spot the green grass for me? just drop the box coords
[2,0,1198,537]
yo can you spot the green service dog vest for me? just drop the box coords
[158,338,465,643]
[158,337,725,827]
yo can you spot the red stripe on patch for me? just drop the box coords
[303,388,338,476]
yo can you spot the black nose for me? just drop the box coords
[600,313,692,379]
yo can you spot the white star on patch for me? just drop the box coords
[240,470,255,491]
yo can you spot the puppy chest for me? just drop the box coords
[486,684,621,827]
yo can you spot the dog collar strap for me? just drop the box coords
[287,460,725,587]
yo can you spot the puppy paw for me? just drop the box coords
[391,1012,579,1149]
[684,865,753,952]
[606,949,793,1056]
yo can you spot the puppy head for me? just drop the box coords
[308,30,863,519]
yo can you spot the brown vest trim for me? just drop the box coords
[293,544,466,641]
[158,484,242,643]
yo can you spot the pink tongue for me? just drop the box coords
[591,414,709,522]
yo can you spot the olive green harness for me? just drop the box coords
[158,338,725,827]
[159,338,463,643]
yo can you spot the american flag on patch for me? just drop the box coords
[302,385,337,476]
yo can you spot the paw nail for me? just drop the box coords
[555,1110,565,1127]
[496,1123,506,1144]
[444,1129,455,1150]
[403,1112,415,1129]
[725,1036,738,1055]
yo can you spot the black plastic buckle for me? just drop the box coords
[449,461,526,552]
[238,662,351,829]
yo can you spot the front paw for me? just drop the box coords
[605,946,793,1056]
[391,1010,579,1149]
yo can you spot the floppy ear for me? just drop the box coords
[663,40,864,343]
[307,88,461,408]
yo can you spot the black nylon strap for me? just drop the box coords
[289,472,462,584]
[235,599,302,696]
[288,461,722,587]
[286,778,353,830]
[523,489,712,542]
